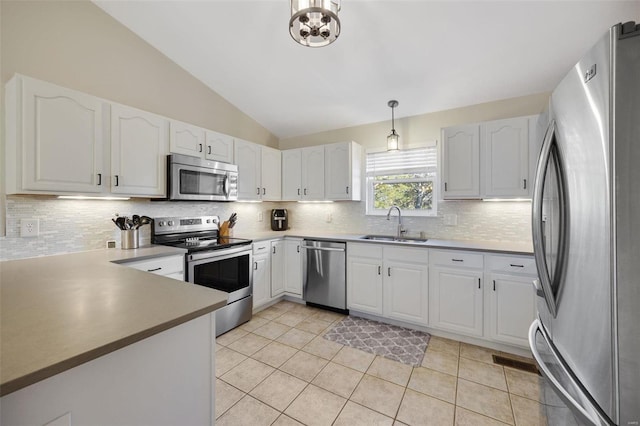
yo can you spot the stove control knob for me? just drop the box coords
[158,221,165,227]
[168,221,175,226]
[206,219,210,223]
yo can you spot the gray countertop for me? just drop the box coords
[236,231,534,256]
[0,246,227,397]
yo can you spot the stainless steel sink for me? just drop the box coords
[360,234,428,243]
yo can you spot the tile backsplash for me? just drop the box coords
[0,195,532,261]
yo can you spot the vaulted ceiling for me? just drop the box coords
[94,1,639,139]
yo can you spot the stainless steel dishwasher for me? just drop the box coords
[302,240,347,313]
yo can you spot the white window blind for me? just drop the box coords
[366,147,437,177]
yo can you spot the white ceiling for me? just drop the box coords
[94,1,639,139]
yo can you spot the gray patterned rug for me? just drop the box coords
[323,316,430,366]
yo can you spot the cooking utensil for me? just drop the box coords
[132,214,140,228]
[138,216,152,228]
[114,216,127,230]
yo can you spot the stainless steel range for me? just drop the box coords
[151,215,253,336]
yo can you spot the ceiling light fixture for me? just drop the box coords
[289,0,341,47]
[387,100,399,151]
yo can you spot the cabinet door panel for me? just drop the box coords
[234,139,261,200]
[282,149,302,200]
[325,142,361,200]
[284,240,302,295]
[385,261,429,325]
[270,241,285,297]
[205,130,233,163]
[23,78,105,193]
[347,256,383,315]
[169,121,204,157]
[442,125,480,198]
[261,146,282,201]
[429,268,483,336]
[486,273,536,346]
[484,118,529,197]
[111,104,168,196]
[253,255,271,309]
[301,146,325,200]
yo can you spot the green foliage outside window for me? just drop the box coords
[373,174,434,211]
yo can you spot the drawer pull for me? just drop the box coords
[256,246,266,250]
[147,267,162,272]
[478,278,481,289]
[378,265,381,275]
[388,267,391,277]
[493,280,496,291]
[510,264,525,268]
[452,259,464,262]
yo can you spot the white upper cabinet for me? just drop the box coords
[234,138,262,200]
[483,117,529,197]
[261,146,282,201]
[442,124,481,199]
[110,104,168,196]
[5,75,107,194]
[324,141,362,201]
[169,120,205,157]
[301,146,325,200]
[282,149,302,201]
[204,130,234,163]
[442,115,537,200]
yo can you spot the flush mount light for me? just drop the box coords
[289,0,341,47]
[387,100,399,151]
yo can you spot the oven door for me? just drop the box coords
[170,162,237,201]
[187,246,252,303]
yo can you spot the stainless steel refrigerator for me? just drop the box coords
[529,21,639,426]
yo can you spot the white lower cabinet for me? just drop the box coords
[429,250,484,337]
[347,244,384,315]
[484,255,537,347]
[283,239,303,296]
[270,240,285,298]
[269,238,303,298]
[348,243,428,326]
[253,241,272,309]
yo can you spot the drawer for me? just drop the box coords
[125,255,184,276]
[253,240,272,254]
[347,242,383,259]
[429,249,483,269]
[486,254,537,275]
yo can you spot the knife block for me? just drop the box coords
[219,221,233,237]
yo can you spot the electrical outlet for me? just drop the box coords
[258,212,263,222]
[20,219,40,237]
[106,240,117,249]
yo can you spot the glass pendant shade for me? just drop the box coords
[387,100,399,151]
[290,0,341,47]
[387,130,399,151]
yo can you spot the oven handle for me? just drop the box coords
[187,244,252,262]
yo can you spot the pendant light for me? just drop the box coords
[289,0,341,47]
[387,100,399,151]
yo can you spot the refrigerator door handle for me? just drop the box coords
[529,320,612,426]
[532,120,559,317]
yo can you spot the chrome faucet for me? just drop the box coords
[386,205,406,239]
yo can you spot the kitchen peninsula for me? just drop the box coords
[0,246,227,425]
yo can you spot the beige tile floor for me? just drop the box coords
[215,301,547,426]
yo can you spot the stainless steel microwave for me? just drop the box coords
[166,154,238,201]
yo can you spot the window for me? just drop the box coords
[366,146,438,216]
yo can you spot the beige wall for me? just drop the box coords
[279,92,550,151]
[0,0,278,147]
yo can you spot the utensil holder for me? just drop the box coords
[219,221,233,237]
[121,229,139,249]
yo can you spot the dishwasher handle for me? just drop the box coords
[301,245,345,252]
